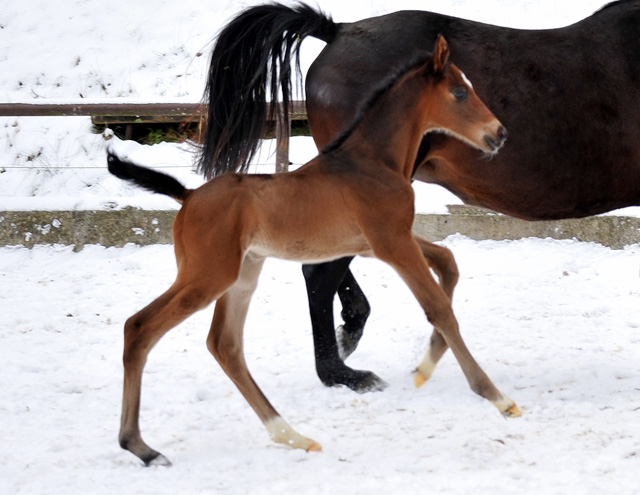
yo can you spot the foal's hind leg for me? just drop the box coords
[208,255,322,451]
[119,279,223,466]
[416,236,459,299]
[374,234,520,417]
[413,236,458,385]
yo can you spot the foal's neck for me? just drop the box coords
[344,74,434,181]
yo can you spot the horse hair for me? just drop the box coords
[197,2,336,178]
[107,152,186,201]
[598,0,638,13]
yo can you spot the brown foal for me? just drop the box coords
[108,36,516,466]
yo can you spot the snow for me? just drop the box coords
[1,1,640,494]
[2,238,640,493]
[2,0,631,215]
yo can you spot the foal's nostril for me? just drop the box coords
[497,125,508,143]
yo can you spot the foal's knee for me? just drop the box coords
[440,248,459,285]
[122,316,147,368]
[441,247,458,276]
[424,246,459,299]
[425,303,458,332]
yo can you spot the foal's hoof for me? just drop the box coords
[493,396,523,418]
[266,417,323,452]
[413,371,427,389]
[412,367,434,389]
[306,442,323,452]
[501,404,522,418]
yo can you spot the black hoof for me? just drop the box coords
[336,324,364,361]
[145,453,172,467]
[348,370,389,393]
[319,362,388,393]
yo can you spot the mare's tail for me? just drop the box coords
[107,151,189,203]
[197,3,337,178]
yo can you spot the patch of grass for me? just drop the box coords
[92,121,201,144]
[93,119,310,145]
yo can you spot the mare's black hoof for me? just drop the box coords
[336,324,364,361]
[319,364,388,393]
[349,371,389,393]
[144,453,172,467]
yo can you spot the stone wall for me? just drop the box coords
[2,206,640,250]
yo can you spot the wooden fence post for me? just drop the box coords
[275,107,291,173]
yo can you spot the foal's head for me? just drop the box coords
[418,35,507,156]
[323,35,506,158]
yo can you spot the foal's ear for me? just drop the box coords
[429,35,450,73]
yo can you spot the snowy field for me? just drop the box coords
[1,0,640,494]
[2,238,640,494]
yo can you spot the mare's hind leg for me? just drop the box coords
[336,267,371,360]
[413,236,458,385]
[119,278,224,466]
[302,259,386,393]
[374,234,520,417]
[208,255,322,451]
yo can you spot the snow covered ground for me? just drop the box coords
[2,238,640,494]
[1,1,640,494]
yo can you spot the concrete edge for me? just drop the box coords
[2,206,640,251]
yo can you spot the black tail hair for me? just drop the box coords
[107,151,187,202]
[197,2,337,178]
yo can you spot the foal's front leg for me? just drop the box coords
[413,237,458,386]
[375,234,521,417]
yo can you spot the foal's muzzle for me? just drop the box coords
[485,125,508,152]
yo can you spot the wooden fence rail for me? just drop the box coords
[0,101,308,172]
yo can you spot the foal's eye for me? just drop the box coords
[452,86,468,101]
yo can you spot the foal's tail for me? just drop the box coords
[107,151,189,204]
[197,3,338,178]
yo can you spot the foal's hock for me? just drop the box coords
[109,36,514,466]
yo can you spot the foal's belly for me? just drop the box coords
[247,229,372,264]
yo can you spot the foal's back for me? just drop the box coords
[178,160,388,263]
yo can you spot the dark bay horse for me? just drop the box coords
[108,37,512,466]
[198,1,640,392]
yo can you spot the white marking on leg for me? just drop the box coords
[417,353,436,381]
[264,416,322,451]
[492,395,522,418]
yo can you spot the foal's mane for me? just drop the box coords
[321,49,437,155]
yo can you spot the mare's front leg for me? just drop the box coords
[302,258,387,393]
[208,254,321,451]
[374,234,521,417]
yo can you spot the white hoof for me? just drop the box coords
[265,417,322,452]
